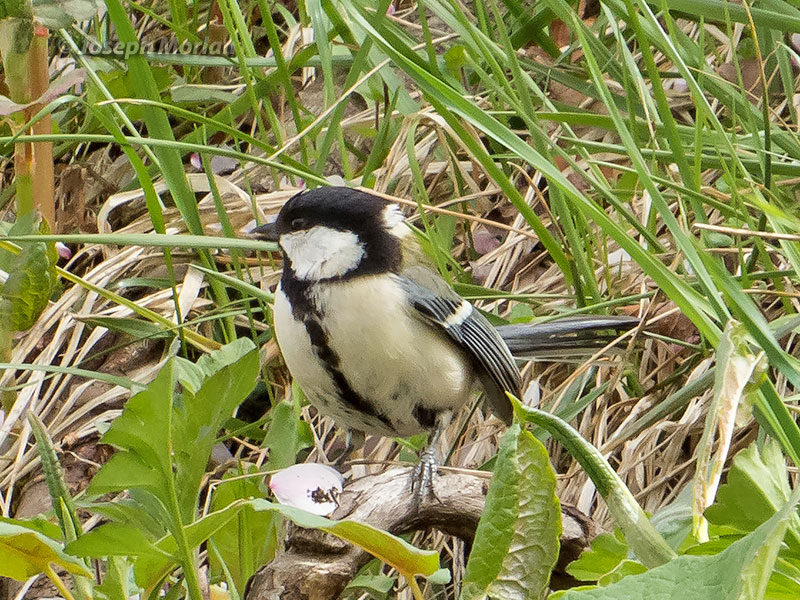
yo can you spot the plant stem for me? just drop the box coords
[44,564,77,600]
[163,408,204,600]
[28,23,55,227]
[407,575,425,600]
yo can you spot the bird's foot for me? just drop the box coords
[411,446,438,500]
[331,429,365,468]
[411,411,451,501]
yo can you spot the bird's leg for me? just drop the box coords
[332,428,365,467]
[412,411,452,499]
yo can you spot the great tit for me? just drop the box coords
[252,186,637,492]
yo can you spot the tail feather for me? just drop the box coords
[496,315,640,359]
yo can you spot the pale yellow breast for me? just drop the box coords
[273,275,474,437]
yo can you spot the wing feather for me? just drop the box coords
[395,267,520,424]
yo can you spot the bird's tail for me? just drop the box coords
[496,315,640,360]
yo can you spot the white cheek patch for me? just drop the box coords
[382,204,410,238]
[280,225,365,280]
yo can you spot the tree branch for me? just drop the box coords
[246,467,594,600]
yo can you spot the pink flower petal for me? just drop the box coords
[269,463,343,516]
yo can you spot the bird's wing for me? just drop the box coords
[395,266,520,424]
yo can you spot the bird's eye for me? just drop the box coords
[291,218,307,230]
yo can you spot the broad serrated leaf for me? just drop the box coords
[89,341,258,525]
[0,522,92,580]
[558,486,800,599]
[705,440,800,555]
[462,424,560,600]
[87,362,174,504]
[172,342,258,520]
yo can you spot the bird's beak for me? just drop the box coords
[250,221,279,242]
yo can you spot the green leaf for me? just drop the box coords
[650,485,694,552]
[463,425,525,593]
[208,467,279,591]
[65,523,169,559]
[132,495,438,590]
[87,362,175,503]
[346,574,396,597]
[27,411,82,540]
[443,44,467,76]
[30,0,101,28]
[0,521,92,580]
[462,424,561,600]
[596,560,648,586]
[558,486,800,599]
[81,498,167,540]
[513,401,675,567]
[248,499,440,578]
[705,440,800,555]
[0,218,58,332]
[263,399,314,471]
[0,516,62,542]
[95,556,134,600]
[133,499,252,590]
[172,341,259,520]
[566,532,628,582]
[146,491,438,588]
[88,340,259,524]
[0,0,33,20]
[194,337,257,379]
[171,84,237,104]
[79,316,174,340]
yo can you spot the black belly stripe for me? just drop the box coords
[302,317,393,430]
[282,270,393,430]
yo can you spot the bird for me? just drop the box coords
[251,186,638,493]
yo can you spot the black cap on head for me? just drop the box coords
[257,187,403,277]
[273,187,391,236]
